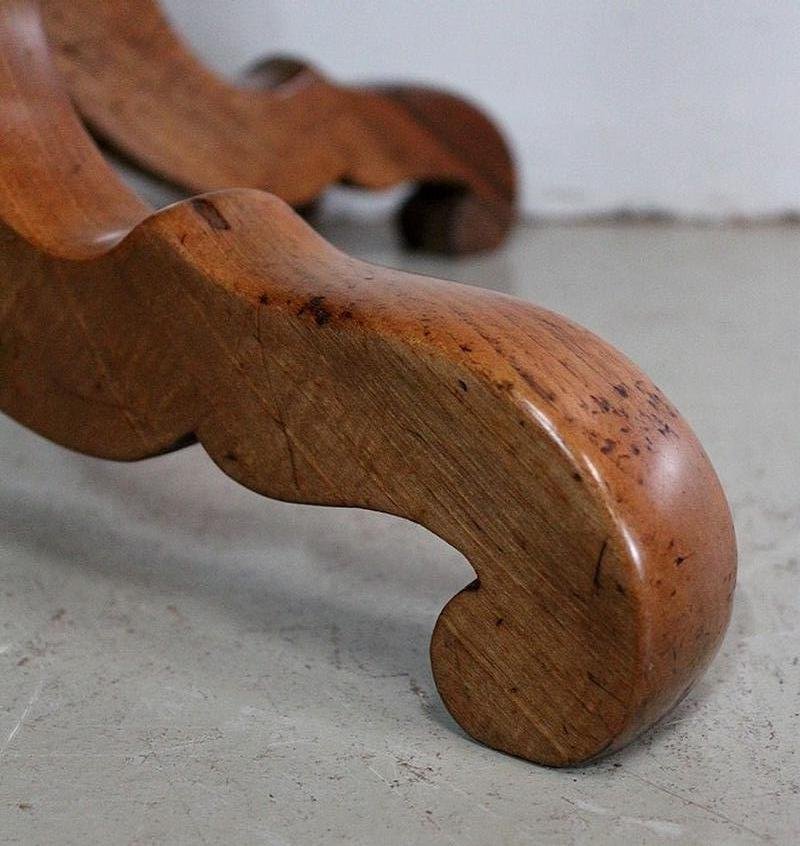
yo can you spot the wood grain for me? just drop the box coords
[40,0,516,255]
[0,0,736,766]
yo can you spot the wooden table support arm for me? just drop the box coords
[41,0,517,254]
[0,188,735,766]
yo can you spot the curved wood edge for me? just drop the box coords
[40,0,517,255]
[0,1,736,766]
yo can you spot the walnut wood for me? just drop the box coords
[0,1,736,766]
[39,0,516,255]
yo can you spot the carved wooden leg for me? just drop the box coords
[41,0,516,254]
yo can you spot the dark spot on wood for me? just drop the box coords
[593,539,608,590]
[615,581,627,595]
[612,384,629,398]
[225,451,238,462]
[459,343,473,353]
[675,554,690,566]
[341,309,353,319]
[458,379,468,392]
[572,471,582,482]
[591,395,612,413]
[510,686,519,694]
[495,617,504,626]
[191,197,231,230]
[600,438,616,454]
[259,294,270,305]
[631,444,640,455]
[298,295,331,326]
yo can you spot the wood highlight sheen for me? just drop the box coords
[40,0,516,255]
[0,1,736,766]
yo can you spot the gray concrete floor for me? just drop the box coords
[1,190,799,843]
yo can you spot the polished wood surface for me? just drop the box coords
[0,1,736,766]
[40,0,516,255]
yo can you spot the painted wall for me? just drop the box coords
[162,1,800,218]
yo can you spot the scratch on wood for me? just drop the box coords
[593,539,608,590]
[256,301,301,492]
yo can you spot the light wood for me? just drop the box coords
[39,0,516,255]
[0,1,736,766]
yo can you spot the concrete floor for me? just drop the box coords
[1,194,799,843]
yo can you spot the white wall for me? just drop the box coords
[162,1,800,219]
